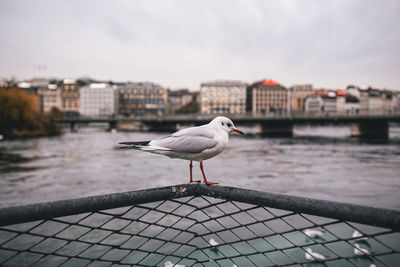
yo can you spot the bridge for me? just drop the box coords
[56,112,400,138]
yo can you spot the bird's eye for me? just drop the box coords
[227,123,232,127]
[221,122,225,126]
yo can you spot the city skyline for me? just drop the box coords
[9,76,400,92]
[1,0,400,90]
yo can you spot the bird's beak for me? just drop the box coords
[233,128,245,135]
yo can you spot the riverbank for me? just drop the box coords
[0,87,62,138]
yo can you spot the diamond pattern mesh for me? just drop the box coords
[1,193,399,266]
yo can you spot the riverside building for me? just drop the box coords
[18,78,61,113]
[61,79,80,116]
[38,83,62,113]
[80,83,117,117]
[382,90,397,114]
[304,91,337,114]
[117,82,166,118]
[289,84,313,112]
[167,89,194,114]
[246,80,289,115]
[200,81,246,114]
[336,90,360,114]
[359,88,383,114]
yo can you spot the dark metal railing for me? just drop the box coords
[57,110,400,123]
[0,184,399,266]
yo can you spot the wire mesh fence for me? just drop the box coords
[0,184,399,267]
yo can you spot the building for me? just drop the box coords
[323,94,337,114]
[17,78,57,112]
[167,89,194,114]
[357,87,399,114]
[117,82,166,118]
[336,90,347,114]
[359,87,400,114]
[17,82,32,91]
[336,90,360,114]
[382,90,397,114]
[200,81,246,114]
[246,80,288,115]
[358,88,369,113]
[80,83,117,117]
[395,91,400,113]
[344,95,360,114]
[289,84,313,112]
[305,91,337,114]
[305,89,361,115]
[17,78,50,95]
[38,83,62,113]
[366,89,383,114]
[304,95,324,113]
[346,85,361,99]
[60,79,80,116]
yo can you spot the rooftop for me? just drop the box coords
[262,80,280,86]
[201,80,245,87]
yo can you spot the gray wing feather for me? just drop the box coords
[149,125,217,153]
[171,125,215,138]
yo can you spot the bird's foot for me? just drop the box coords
[190,179,201,183]
[204,181,219,185]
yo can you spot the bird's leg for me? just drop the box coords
[189,161,200,183]
[200,161,218,185]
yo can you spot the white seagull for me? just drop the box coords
[352,230,368,241]
[209,238,219,246]
[353,243,371,255]
[305,248,326,261]
[209,238,220,255]
[164,261,185,267]
[119,116,244,185]
[303,229,324,239]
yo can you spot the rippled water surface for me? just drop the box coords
[0,125,400,209]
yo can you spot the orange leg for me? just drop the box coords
[189,161,200,183]
[200,161,218,185]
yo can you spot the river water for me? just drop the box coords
[0,124,400,210]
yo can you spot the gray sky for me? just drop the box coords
[1,0,399,90]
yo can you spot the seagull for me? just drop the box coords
[305,248,326,261]
[119,116,244,185]
[209,238,219,255]
[209,238,219,246]
[164,261,185,267]
[352,230,371,248]
[353,243,371,255]
[303,229,324,239]
[352,230,368,241]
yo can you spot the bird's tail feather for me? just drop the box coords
[119,141,150,146]
[119,141,171,152]
[118,141,150,150]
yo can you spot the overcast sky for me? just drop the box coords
[1,0,399,90]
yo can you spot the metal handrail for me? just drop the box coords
[1,184,399,230]
[57,111,400,122]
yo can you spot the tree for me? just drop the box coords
[0,87,62,137]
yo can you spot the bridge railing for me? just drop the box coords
[58,109,400,122]
[0,184,399,266]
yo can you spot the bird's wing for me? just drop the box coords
[171,124,216,139]
[149,125,218,153]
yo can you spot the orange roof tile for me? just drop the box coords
[262,80,279,86]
